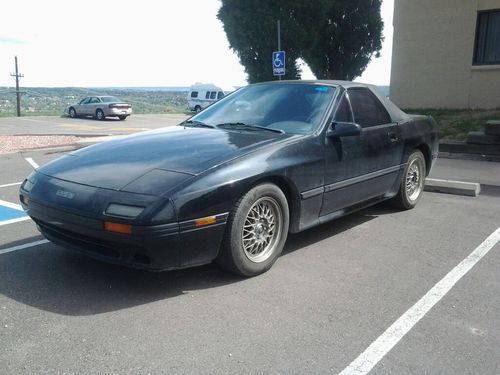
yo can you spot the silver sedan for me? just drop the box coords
[68,96,132,120]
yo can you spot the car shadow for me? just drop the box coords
[0,204,392,316]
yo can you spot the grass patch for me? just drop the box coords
[405,108,500,141]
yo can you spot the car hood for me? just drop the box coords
[38,126,292,192]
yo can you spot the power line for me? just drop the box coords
[10,56,24,117]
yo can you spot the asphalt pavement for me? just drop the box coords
[0,146,499,374]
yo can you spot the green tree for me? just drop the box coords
[218,0,383,82]
[300,0,383,80]
[218,1,302,83]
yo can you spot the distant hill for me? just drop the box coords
[0,84,392,117]
[0,87,189,117]
[91,86,191,92]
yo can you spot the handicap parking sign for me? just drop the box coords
[272,51,285,76]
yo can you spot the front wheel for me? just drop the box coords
[216,183,289,277]
[69,107,77,118]
[390,150,426,209]
[118,115,127,121]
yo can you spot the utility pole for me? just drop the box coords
[10,56,24,117]
[277,20,281,81]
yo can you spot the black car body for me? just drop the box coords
[20,81,438,275]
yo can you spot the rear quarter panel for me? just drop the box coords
[399,115,439,174]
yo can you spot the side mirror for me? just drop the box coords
[326,122,362,138]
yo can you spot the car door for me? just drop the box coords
[88,97,101,115]
[320,88,403,216]
[76,97,91,115]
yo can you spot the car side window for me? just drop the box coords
[191,91,198,98]
[89,97,100,104]
[333,94,353,123]
[205,91,211,99]
[348,88,391,127]
[210,91,217,100]
[217,91,224,100]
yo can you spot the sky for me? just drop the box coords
[0,0,394,90]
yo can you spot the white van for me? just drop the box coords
[187,84,225,112]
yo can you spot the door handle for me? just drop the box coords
[388,132,398,142]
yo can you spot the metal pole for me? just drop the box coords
[277,20,281,80]
[10,56,23,117]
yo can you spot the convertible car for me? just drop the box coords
[20,81,438,276]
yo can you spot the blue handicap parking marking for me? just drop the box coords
[0,204,26,222]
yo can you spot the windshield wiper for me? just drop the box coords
[216,122,284,134]
[181,120,215,129]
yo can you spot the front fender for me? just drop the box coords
[170,136,325,230]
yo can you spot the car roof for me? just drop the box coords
[253,79,376,89]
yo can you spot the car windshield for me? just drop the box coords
[190,83,336,134]
[100,96,122,103]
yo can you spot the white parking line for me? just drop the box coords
[0,216,31,226]
[0,182,22,188]
[24,157,39,169]
[0,199,22,211]
[0,239,49,255]
[339,226,500,375]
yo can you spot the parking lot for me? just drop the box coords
[1,146,499,374]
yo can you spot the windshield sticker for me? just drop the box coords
[315,86,329,92]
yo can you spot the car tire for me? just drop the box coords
[216,183,289,277]
[194,105,201,113]
[69,107,77,118]
[96,109,105,121]
[118,115,127,121]
[390,150,426,210]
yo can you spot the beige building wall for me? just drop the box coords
[390,0,500,109]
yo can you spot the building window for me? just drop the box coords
[474,10,500,65]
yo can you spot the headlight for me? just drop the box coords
[21,179,34,192]
[105,203,144,218]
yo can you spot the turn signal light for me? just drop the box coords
[104,221,132,235]
[195,216,217,228]
[20,195,29,205]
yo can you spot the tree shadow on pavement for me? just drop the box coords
[0,204,393,316]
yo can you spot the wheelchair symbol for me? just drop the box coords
[273,55,284,68]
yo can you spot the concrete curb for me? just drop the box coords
[424,178,481,197]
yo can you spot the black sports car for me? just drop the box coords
[20,81,438,276]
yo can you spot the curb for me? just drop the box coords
[424,178,481,197]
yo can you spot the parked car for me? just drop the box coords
[21,81,438,277]
[187,84,224,112]
[68,96,132,120]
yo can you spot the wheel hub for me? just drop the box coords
[242,197,282,263]
[405,158,424,201]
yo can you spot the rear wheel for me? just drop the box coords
[390,150,426,209]
[69,107,77,118]
[95,109,105,121]
[216,183,289,277]
[194,105,202,113]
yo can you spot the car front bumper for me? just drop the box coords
[23,198,228,271]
